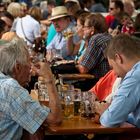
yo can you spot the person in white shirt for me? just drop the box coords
[16,6,41,47]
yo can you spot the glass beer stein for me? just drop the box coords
[34,77,49,106]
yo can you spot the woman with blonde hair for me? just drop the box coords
[7,2,22,32]
[7,2,22,18]
[20,2,28,17]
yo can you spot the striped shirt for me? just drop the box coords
[80,33,112,78]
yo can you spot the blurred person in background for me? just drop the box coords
[75,14,111,91]
[89,70,117,102]
[107,0,124,34]
[7,2,22,32]
[15,6,42,48]
[43,0,57,46]
[0,19,6,38]
[65,0,81,19]
[0,11,14,32]
[134,0,140,12]
[122,0,138,20]
[46,6,78,60]
[1,31,19,41]
[74,11,90,63]
[20,2,28,17]
[110,12,135,37]
[0,2,6,12]
[18,0,32,7]
[89,0,107,13]
[133,13,140,38]
[120,12,135,35]
[123,0,135,17]
[134,13,140,32]
[64,0,81,52]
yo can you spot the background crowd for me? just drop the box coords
[0,0,140,140]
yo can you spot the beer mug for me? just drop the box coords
[81,91,95,118]
[58,84,74,118]
[63,90,74,119]
[46,48,62,63]
[73,88,81,116]
[53,49,63,61]
[34,77,49,104]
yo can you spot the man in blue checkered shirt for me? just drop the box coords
[0,38,62,140]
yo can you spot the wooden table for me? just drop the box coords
[30,90,140,139]
[58,74,95,80]
[58,74,95,85]
[47,117,139,135]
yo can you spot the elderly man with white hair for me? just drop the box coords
[0,37,62,140]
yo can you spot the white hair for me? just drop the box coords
[0,38,29,76]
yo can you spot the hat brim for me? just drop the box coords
[49,14,69,21]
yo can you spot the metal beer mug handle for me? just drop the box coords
[34,82,39,90]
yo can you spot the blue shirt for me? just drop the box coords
[46,24,56,46]
[47,22,77,60]
[100,61,140,128]
[0,72,50,140]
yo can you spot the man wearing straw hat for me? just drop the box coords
[46,6,78,60]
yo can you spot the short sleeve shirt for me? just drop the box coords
[16,15,41,46]
[80,33,111,78]
[0,73,50,140]
[47,22,78,60]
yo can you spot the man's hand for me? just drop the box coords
[34,62,53,80]
[95,101,110,116]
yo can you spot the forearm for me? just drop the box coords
[40,19,51,26]
[35,62,62,126]
[44,77,62,126]
[76,64,89,74]
[94,101,110,124]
